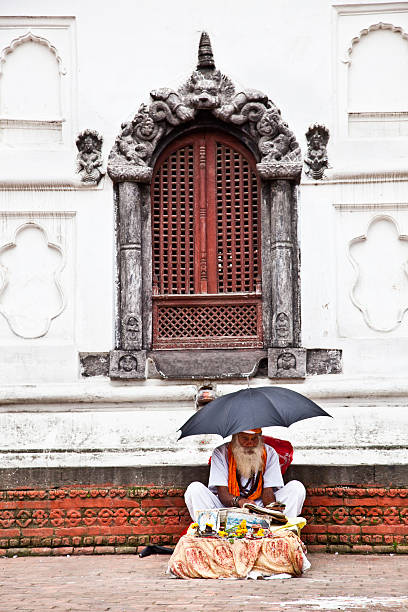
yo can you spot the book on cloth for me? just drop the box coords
[242,502,288,523]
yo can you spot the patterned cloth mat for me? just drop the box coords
[167,530,307,579]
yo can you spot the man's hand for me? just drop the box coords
[217,486,247,508]
[262,487,276,507]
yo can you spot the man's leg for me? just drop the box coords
[275,480,306,518]
[184,482,225,520]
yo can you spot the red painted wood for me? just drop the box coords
[198,140,208,293]
[152,293,263,349]
[151,130,262,348]
[206,134,218,294]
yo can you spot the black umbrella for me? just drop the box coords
[178,386,331,439]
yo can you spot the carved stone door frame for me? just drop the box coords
[108,33,305,380]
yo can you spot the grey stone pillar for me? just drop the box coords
[118,181,143,350]
[269,179,294,347]
[109,168,152,380]
[257,162,305,379]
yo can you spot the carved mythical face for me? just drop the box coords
[138,116,155,138]
[277,352,296,371]
[132,104,156,140]
[188,72,221,109]
[270,134,290,159]
[310,133,323,150]
[118,355,137,372]
[257,110,280,138]
[83,136,95,153]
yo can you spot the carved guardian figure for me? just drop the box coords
[304,124,329,180]
[76,130,104,185]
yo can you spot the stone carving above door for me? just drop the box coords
[108,32,302,184]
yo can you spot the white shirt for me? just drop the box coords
[208,442,284,502]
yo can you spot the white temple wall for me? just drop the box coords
[0,0,407,468]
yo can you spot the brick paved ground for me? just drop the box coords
[0,553,408,611]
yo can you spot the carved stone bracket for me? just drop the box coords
[268,348,306,379]
[110,350,147,379]
[257,160,303,182]
[108,32,302,185]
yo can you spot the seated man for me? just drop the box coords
[185,428,306,520]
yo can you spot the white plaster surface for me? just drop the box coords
[0,400,406,468]
[0,0,407,468]
[0,377,407,468]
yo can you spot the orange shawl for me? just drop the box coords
[227,443,267,500]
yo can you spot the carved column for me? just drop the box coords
[258,163,305,378]
[118,182,143,350]
[269,179,294,347]
[109,169,152,379]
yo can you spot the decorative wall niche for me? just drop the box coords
[0,211,75,344]
[0,222,65,339]
[349,215,408,332]
[335,4,408,143]
[0,33,64,145]
[108,33,305,379]
[0,17,75,150]
[347,23,408,138]
[335,203,408,338]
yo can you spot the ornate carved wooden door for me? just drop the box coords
[151,130,262,348]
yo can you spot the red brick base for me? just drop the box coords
[302,486,408,553]
[0,483,407,555]
[0,485,190,557]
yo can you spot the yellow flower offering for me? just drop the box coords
[186,522,200,536]
[218,530,228,537]
[256,528,264,537]
[235,527,247,538]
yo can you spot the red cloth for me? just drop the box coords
[262,436,293,476]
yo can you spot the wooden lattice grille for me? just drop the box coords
[152,145,195,295]
[158,304,258,338]
[151,131,262,349]
[216,142,259,293]
[152,296,263,349]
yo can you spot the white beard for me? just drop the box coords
[231,435,264,480]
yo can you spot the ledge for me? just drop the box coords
[0,381,197,407]
[2,375,408,407]
[1,464,407,489]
